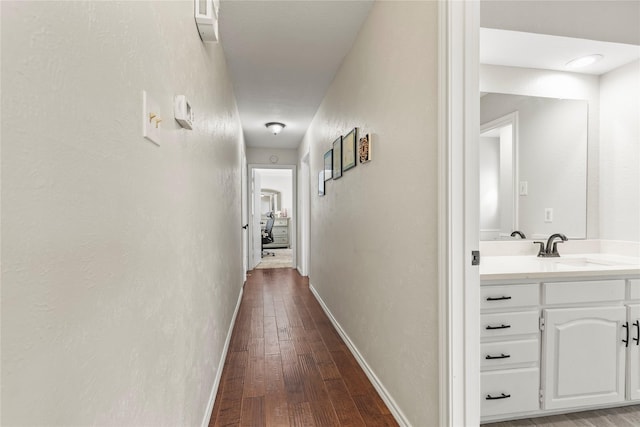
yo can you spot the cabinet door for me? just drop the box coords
[542,306,626,410]
[628,304,640,401]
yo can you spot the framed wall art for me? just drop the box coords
[358,133,372,163]
[318,171,325,196]
[332,136,342,179]
[323,149,333,181]
[342,128,357,172]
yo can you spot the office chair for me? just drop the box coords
[261,213,276,257]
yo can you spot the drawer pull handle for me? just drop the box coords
[634,321,640,346]
[623,322,630,347]
[486,296,512,301]
[486,324,511,330]
[485,353,511,360]
[486,393,511,400]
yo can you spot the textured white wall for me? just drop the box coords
[599,60,640,242]
[298,2,438,425]
[246,147,299,165]
[1,2,244,425]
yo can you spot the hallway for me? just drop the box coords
[209,269,398,426]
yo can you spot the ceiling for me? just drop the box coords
[218,1,639,151]
[218,0,373,150]
[480,28,640,75]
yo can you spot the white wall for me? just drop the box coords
[259,170,293,216]
[246,147,299,165]
[1,2,244,425]
[599,60,640,242]
[480,64,600,238]
[298,2,438,425]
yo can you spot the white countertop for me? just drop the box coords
[480,253,640,281]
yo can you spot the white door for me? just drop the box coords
[241,150,248,281]
[628,304,640,400]
[250,169,262,269]
[543,306,626,410]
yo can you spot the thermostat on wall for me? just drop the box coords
[174,95,194,130]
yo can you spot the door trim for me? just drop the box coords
[438,1,480,425]
[247,164,298,270]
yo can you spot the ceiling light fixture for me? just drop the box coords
[565,54,603,69]
[265,122,286,135]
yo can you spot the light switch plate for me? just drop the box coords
[142,90,161,146]
[519,181,528,196]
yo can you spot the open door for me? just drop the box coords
[241,148,248,281]
[250,169,262,269]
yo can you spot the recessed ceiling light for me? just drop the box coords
[565,54,603,69]
[265,122,286,135]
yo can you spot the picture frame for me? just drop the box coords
[332,136,343,179]
[318,171,325,196]
[358,133,372,163]
[323,149,333,181]
[342,127,357,172]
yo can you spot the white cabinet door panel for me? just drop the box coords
[543,306,626,410]
[628,304,640,401]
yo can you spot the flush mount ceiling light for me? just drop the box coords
[265,122,286,135]
[565,54,604,69]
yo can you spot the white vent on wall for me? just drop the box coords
[195,0,219,42]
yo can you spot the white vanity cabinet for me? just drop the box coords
[626,303,640,401]
[480,276,640,423]
[480,283,540,418]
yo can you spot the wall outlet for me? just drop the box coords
[142,90,161,146]
[519,181,528,196]
[544,208,553,223]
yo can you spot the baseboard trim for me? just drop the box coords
[201,285,244,427]
[308,284,411,427]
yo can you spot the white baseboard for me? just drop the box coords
[308,284,411,427]
[201,286,244,427]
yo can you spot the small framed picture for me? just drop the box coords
[358,133,372,163]
[332,136,343,180]
[318,171,325,196]
[342,128,357,172]
[323,149,333,181]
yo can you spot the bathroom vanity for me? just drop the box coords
[480,243,640,423]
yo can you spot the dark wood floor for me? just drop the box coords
[209,268,398,427]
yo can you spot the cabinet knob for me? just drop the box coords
[623,322,630,347]
[485,353,511,360]
[634,321,640,346]
[486,296,512,301]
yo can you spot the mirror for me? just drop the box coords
[260,188,281,215]
[480,93,588,240]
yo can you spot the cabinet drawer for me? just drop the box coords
[543,280,625,305]
[481,284,539,310]
[481,339,539,369]
[481,311,538,338]
[274,219,288,226]
[481,368,539,417]
[272,236,288,244]
[629,279,640,300]
[271,227,288,237]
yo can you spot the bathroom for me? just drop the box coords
[477,2,640,423]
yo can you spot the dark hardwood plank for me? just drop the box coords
[210,268,398,427]
[241,396,265,427]
[324,378,366,427]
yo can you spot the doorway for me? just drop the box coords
[248,165,297,271]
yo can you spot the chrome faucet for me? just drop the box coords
[510,230,526,239]
[533,233,568,257]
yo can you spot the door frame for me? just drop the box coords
[298,152,310,276]
[438,1,480,426]
[247,163,297,271]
